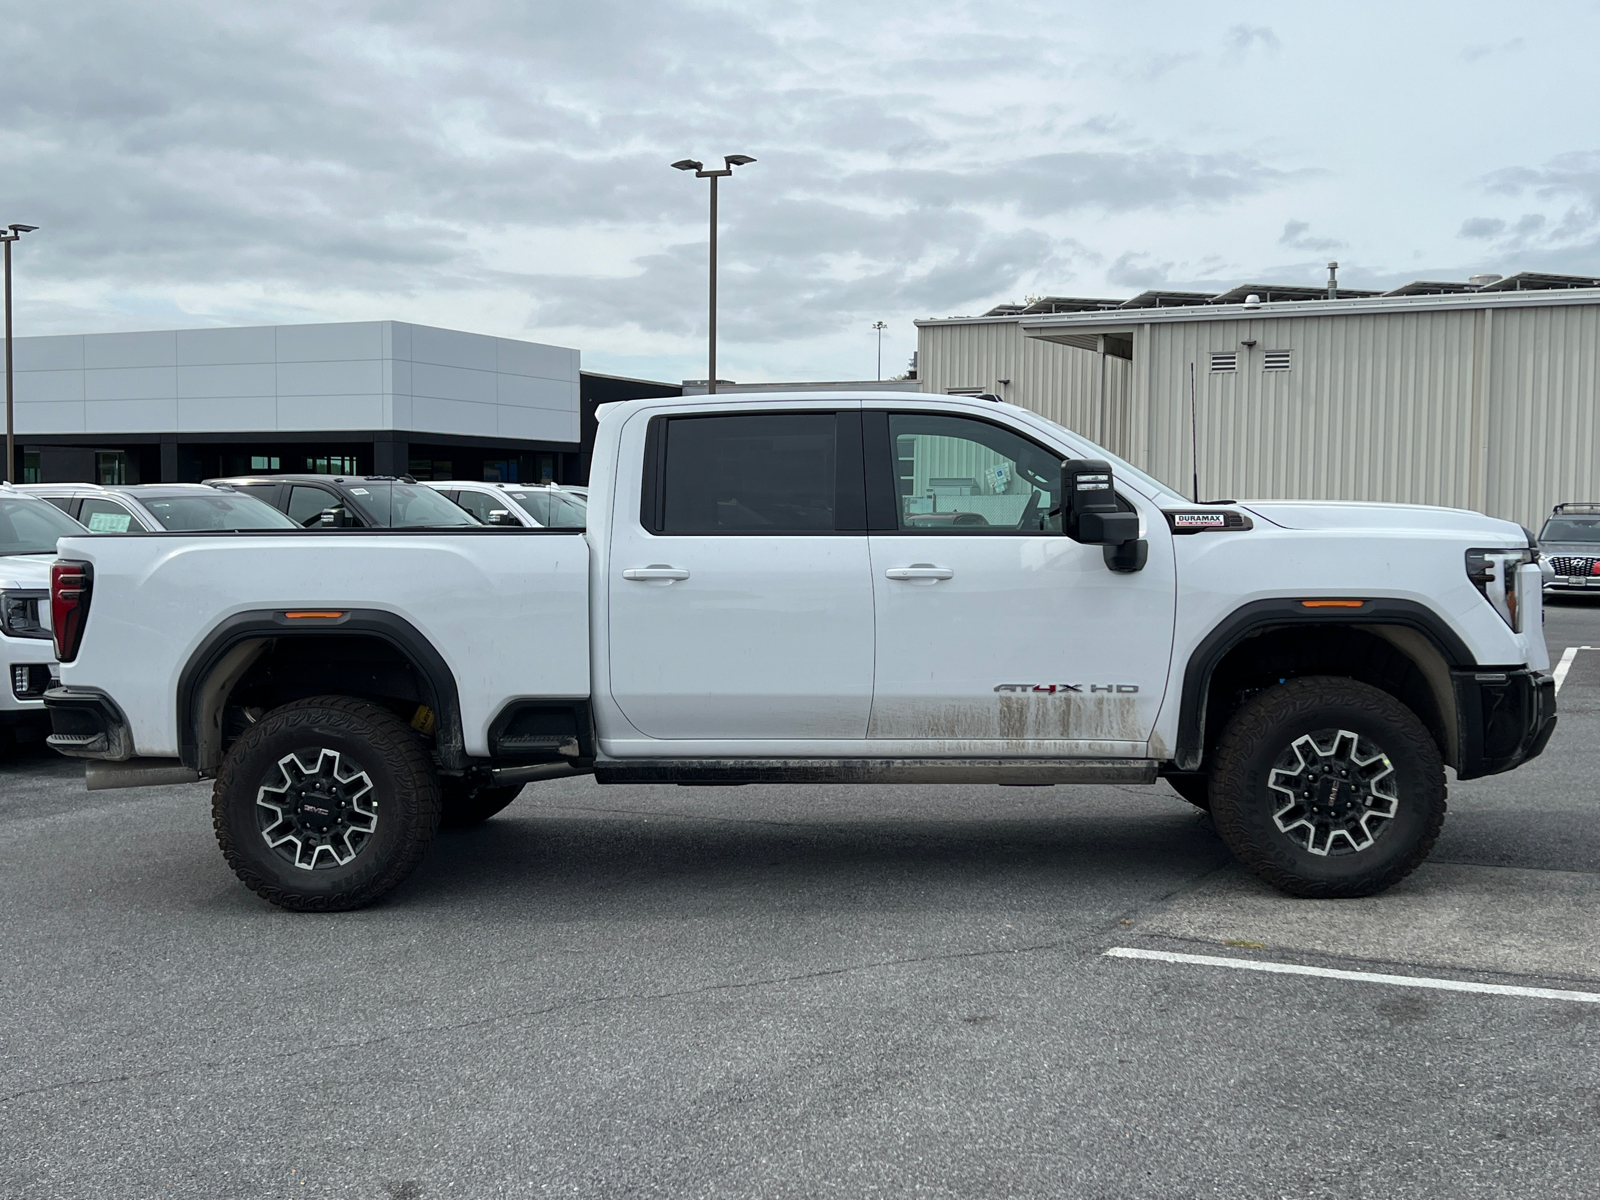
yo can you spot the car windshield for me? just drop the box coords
[0,496,87,554]
[140,492,299,531]
[507,488,587,529]
[1541,518,1600,543]
[349,482,481,528]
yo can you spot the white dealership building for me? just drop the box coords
[8,320,602,486]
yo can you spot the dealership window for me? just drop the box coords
[303,455,359,475]
[408,458,454,481]
[250,456,281,471]
[483,459,519,484]
[95,451,127,485]
[21,453,39,484]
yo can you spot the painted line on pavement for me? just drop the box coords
[1104,946,1600,1004]
[1553,645,1594,694]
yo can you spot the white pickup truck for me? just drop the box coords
[44,392,1556,911]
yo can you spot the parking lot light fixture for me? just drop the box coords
[1,224,39,485]
[672,154,756,395]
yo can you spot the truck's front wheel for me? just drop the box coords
[1209,677,1446,898]
[212,696,442,911]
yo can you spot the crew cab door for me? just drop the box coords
[863,409,1177,753]
[606,405,875,739]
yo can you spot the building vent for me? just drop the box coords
[1263,349,1292,371]
[1210,352,1237,373]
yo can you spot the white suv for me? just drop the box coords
[0,488,88,741]
[426,481,587,529]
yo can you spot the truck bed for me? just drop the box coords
[55,529,591,758]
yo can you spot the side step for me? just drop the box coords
[593,758,1158,786]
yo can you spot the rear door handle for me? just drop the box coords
[885,564,954,581]
[622,565,690,582]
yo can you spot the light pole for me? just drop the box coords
[672,154,755,396]
[872,321,887,381]
[1,225,39,485]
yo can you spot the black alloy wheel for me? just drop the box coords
[1209,676,1446,898]
[213,696,441,911]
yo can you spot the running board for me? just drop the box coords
[593,758,1158,786]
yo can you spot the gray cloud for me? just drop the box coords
[1224,24,1280,54]
[1278,220,1344,252]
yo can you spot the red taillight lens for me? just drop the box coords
[50,560,92,663]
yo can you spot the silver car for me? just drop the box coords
[1538,502,1600,592]
[17,482,298,532]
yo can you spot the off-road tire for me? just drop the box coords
[439,779,524,829]
[1209,676,1446,898]
[1165,773,1211,810]
[212,696,441,911]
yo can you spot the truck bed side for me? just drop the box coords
[56,530,590,759]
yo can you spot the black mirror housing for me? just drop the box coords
[1063,459,1131,544]
[1062,457,1147,572]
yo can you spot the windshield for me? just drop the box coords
[0,496,87,554]
[141,492,298,531]
[1541,517,1600,543]
[349,482,481,529]
[1026,414,1188,504]
[506,488,587,529]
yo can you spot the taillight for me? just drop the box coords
[50,560,93,662]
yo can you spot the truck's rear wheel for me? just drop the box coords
[212,696,441,911]
[439,778,524,828]
[1209,677,1445,898]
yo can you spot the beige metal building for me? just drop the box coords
[915,273,1600,530]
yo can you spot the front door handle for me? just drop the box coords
[622,565,690,582]
[885,564,954,581]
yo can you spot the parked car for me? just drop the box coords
[203,475,481,529]
[0,489,87,745]
[19,483,297,532]
[1537,502,1600,592]
[426,481,587,528]
[47,392,1554,911]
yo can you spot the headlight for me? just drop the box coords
[1465,548,1535,631]
[0,589,51,640]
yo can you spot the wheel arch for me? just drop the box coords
[177,609,466,775]
[1175,598,1473,773]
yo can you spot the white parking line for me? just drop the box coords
[1553,645,1595,694]
[1104,946,1600,1004]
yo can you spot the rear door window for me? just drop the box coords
[78,498,139,533]
[648,412,846,534]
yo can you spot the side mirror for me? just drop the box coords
[318,506,353,528]
[1061,458,1147,573]
[488,509,520,526]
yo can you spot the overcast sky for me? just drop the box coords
[5,1,1599,383]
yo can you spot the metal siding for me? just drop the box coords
[1488,304,1600,530]
[920,303,1598,528]
[916,320,1130,450]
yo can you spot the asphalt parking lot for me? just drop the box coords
[5,601,1600,1199]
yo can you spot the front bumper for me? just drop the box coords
[1452,668,1557,780]
[0,634,59,711]
[43,687,134,760]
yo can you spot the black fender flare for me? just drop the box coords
[176,609,466,772]
[1174,597,1475,771]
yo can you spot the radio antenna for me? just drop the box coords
[1189,361,1200,502]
